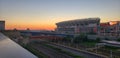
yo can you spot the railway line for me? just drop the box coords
[31,42,73,58]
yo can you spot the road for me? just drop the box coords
[31,42,73,58]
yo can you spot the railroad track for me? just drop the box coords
[31,42,73,58]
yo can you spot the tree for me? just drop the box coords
[117,38,120,42]
[62,36,71,43]
[73,33,88,43]
[96,37,101,42]
[105,37,109,40]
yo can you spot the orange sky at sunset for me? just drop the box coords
[0,0,120,30]
[4,17,120,30]
[5,19,57,30]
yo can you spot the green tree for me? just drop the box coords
[73,33,88,43]
[117,38,120,42]
[96,37,101,42]
[62,36,71,43]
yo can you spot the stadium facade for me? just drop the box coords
[56,18,100,36]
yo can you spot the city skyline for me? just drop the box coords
[0,0,120,30]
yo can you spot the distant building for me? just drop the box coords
[0,20,5,30]
[55,18,100,36]
[99,21,120,37]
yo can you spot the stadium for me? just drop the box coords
[56,18,100,35]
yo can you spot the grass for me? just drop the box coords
[80,41,97,47]
[22,44,48,58]
[104,46,120,51]
[43,43,84,58]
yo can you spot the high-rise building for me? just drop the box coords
[0,20,5,30]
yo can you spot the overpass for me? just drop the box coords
[20,31,74,40]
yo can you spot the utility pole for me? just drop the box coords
[110,50,113,58]
[95,44,98,53]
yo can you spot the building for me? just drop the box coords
[55,18,100,36]
[0,33,37,58]
[0,20,5,30]
[99,21,120,37]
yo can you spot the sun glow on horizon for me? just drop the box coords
[6,25,56,30]
[0,0,120,30]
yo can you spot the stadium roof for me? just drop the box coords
[56,17,100,25]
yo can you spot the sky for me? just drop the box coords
[0,0,120,30]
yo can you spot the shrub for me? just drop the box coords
[73,33,88,43]
[117,38,120,42]
[96,37,101,42]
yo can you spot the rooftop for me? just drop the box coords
[0,33,37,58]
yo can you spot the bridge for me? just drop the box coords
[20,31,74,40]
